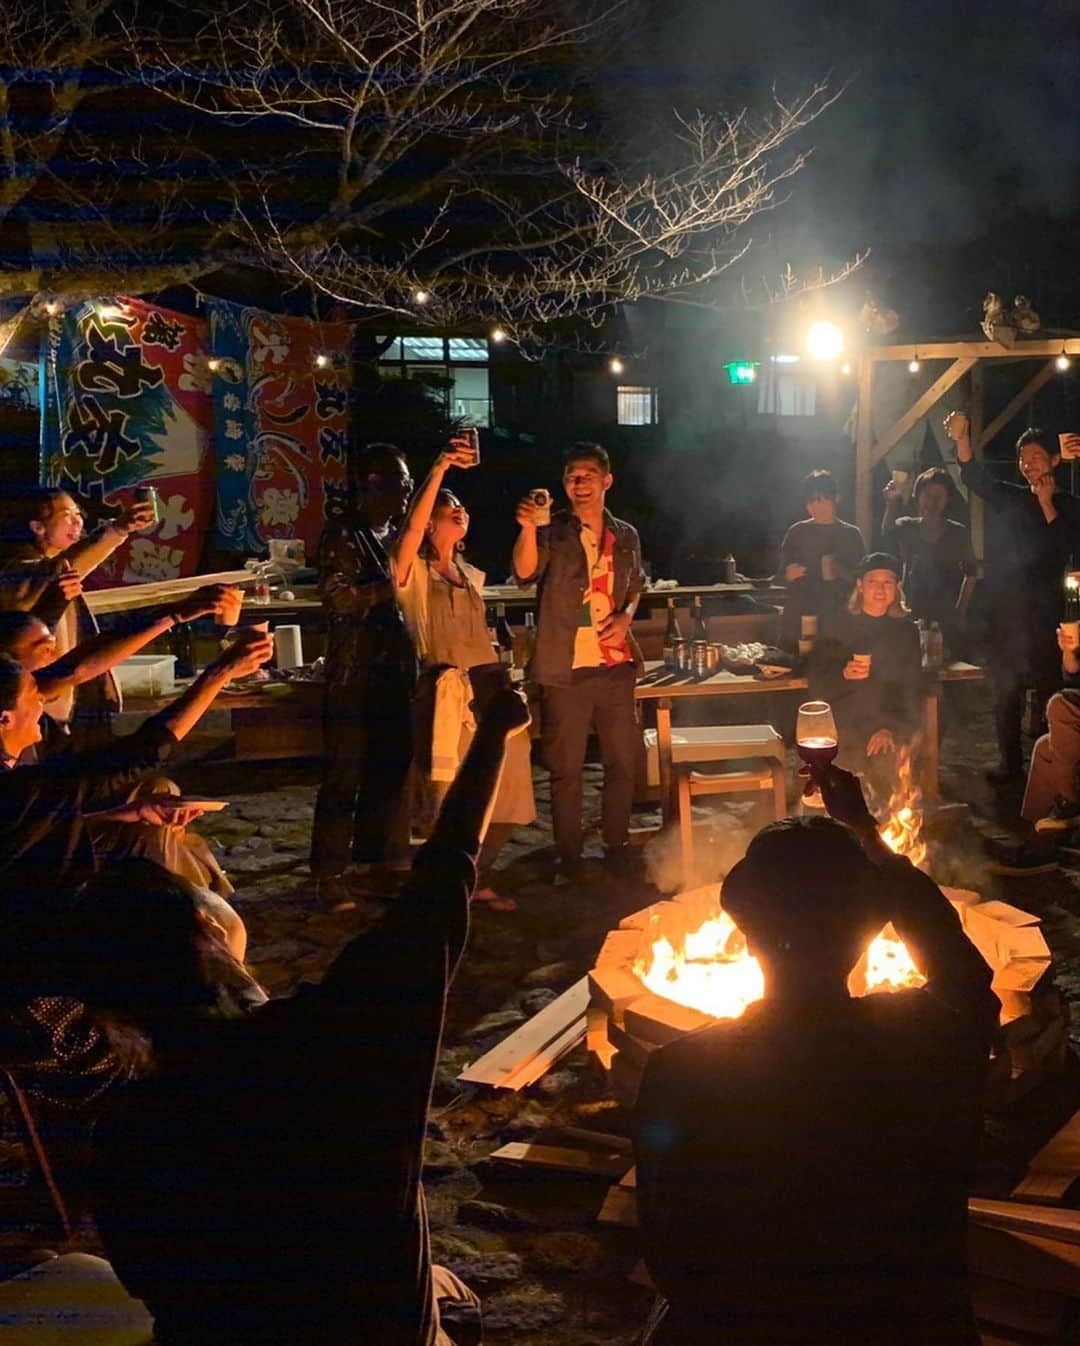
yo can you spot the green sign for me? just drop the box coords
[725,361,758,386]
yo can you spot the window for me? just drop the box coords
[757,368,817,417]
[377,335,492,426]
[617,385,659,426]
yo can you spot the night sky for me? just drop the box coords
[609,0,1080,334]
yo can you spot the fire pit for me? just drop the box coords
[589,765,1067,1112]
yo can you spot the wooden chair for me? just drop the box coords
[644,724,787,887]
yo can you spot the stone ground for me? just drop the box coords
[6,680,1080,1342]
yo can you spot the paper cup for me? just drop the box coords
[852,652,872,673]
[217,587,242,627]
[1061,621,1080,647]
[891,469,908,484]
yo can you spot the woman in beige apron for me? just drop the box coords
[393,438,534,910]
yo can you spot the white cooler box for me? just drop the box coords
[113,654,177,697]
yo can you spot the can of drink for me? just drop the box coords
[706,643,722,673]
[133,485,161,525]
[692,639,709,679]
[721,554,737,584]
[530,488,552,527]
[673,636,689,674]
[463,425,480,466]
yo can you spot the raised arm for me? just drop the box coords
[821,765,996,1029]
[392,438,477,587]
[152,633,273,743]
[56,498,157,579]
[36,585,237,702]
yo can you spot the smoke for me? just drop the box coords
[644,798,762,894]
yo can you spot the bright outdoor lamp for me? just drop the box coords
[806,321,844,361]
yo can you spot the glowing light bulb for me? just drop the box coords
[207,358,221,373]
[490,326,507,343]
[806,321,844,360]
[609,356,625,375]
[908,359,920,373]
[1058,354,1071,371]
[413,288,430,306]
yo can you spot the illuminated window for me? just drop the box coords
[377,335,492,426]
[617,385,659,426]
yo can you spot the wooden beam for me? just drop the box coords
[870,358,976,468]
[457,977,589,1088]
[871,339,1080,362]
[969,362,985,563]
[855,355,874,543]
[975,360,1058,452]
[969,1199,1080,1248]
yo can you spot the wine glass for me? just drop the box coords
[796,701,838,776]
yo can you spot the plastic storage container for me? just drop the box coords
[113,654,177,697]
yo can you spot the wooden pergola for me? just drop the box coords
[854,337,1080,554]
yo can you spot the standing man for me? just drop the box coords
[310,443,417,910]
[513,442,644,881]
[949,416,1080,783]
[778,469,866,653]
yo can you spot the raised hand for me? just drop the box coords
[212,632,274,680]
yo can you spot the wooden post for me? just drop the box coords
[855,356,874,544]
[969,361,985,564]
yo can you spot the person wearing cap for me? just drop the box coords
[808,554,923,785]
[778,469,866,653]
[635,765,996,1346]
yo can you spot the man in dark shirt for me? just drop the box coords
[76,686,531,1346]
[635,767,997,1346]
[309,442,418,909]
[809,553,923,788]
[883,467,977,655]
[951,420,1080,782]
[778,469,866,652]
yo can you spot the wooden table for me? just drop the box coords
[635,660,985,823]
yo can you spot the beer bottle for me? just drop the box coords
[691,595,709,679]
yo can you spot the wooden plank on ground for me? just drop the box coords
[1011,1107,1080,1205]
[969,1199,1080,1247]
[597,1183,639,1229]
[486,1141,629,1180]
[499,1016,586,1090]
[458,978,589,1088]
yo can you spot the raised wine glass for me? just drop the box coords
[796,700,838,778]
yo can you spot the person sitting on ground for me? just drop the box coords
[883,467,977,657]
[809,553,922,790]
[0,629,273,919]
[393,433,536,911]
[63,685,531,1346]
[635,764,997,1346]
[0,486,157,749]
[778,469,866,653]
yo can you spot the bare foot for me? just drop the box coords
[472,886,517,912]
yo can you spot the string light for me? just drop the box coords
[840,361,852,376]
[609,356,625,375]
[1057,353,1071,371]
[908,359,920,373]
[412,288,430,306]
[490,326,507,343]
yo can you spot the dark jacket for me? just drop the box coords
[91,839,474,1346]
[636,853,997,1346]
[515,508,645,687]
[809,608,923,752]
[0,718,176,914]
[316,516,417,692]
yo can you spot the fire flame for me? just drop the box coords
[635,747,929,1019]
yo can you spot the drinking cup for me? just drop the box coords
[852,652,872,675]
